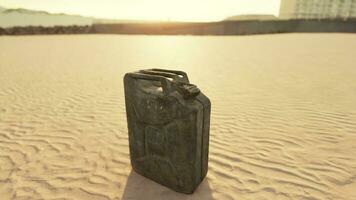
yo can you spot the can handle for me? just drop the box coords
[127,72,173,96]
[149,69,189,83]
[138,70,177,80]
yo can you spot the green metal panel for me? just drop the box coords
[124,69,211,194]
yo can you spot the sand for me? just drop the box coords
[0,33,356,200]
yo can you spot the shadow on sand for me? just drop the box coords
[121,170,214,200]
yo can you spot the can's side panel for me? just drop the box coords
[196,93,211,180]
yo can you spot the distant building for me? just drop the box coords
[279,0,356,19]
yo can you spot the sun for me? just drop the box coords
[119,0,222,22]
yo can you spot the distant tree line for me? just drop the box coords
[0,25,93,35]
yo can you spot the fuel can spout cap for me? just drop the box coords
[176,82,200,98]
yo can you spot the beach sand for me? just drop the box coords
[0,33,356,200]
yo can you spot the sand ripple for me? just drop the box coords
[0,34,356,200]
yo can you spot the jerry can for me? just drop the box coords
[124,69,211,194]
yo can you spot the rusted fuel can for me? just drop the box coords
[124,69,211,194]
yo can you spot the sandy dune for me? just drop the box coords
[0,34,356,200]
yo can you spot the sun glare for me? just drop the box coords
[113,1,224,22]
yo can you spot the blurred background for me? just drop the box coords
[0,0,356,35]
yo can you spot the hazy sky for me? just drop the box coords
[0,0,281,21]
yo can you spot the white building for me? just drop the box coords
[279,0,356,19]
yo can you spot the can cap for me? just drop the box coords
[176,82,200,98]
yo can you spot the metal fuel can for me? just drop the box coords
[124,69,211,194]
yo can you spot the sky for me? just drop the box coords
[0,0,281,22]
